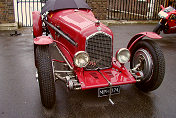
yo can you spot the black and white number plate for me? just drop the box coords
[98,86,120,97]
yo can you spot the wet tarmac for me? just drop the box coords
[0,24,176,118]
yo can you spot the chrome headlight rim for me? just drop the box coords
[74,51,90,68]
[116,48,131,64]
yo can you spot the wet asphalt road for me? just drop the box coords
[0,24,176,118]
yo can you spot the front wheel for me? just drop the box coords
[130,39,165,92]
[153,23,163,34]
[35,45,56,109]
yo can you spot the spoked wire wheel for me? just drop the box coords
[153,23,162,34]
[132,48,153,83]
[130,39,165,92]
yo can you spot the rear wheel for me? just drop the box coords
[35,45,56,109]
[130,39,165,92]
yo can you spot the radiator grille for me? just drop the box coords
[85,32,112,70]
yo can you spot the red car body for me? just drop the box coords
[34,9,162,90]
[32,8,165,109]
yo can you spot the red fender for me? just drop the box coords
[32,11,42,37]
[34,36,53,45]
[127,32,162,51]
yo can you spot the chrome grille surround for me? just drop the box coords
[85,31,112,70]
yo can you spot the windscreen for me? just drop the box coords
[164,6,175,13]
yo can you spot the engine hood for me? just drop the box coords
[57,9,96,31]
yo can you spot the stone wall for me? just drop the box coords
[86,0,107,20]
[0,0,15,24]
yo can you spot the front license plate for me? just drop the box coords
[98,86,120,97]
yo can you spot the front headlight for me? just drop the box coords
[116,48,130,64]
[158,11,168,19]
[74,51,90,68]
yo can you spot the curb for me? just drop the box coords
[0,22,18,30]
[100,20,158,26]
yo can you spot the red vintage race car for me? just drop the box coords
[33,0,165,109]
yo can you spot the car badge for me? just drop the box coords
[88,58,101,67]
[97,27,102,31]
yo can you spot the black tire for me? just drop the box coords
[35,45,56,109]
[130,39,165,92]
[33,34,38,68]
[34,44,38,68]
[153,23,162,34]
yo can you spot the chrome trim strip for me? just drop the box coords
[86,31,112,40]
[44,20,77,46]
[55,70,73,73]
